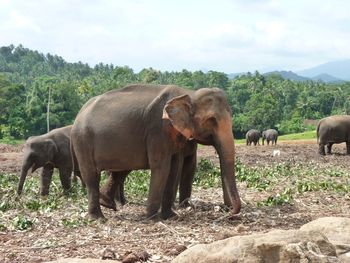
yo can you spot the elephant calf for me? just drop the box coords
[317,115,350,155]
[246,129,261,146]
[17,125,79,196]
[262,129,278,145]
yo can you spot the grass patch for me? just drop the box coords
[279,130,316,141]
[0,138,24,145]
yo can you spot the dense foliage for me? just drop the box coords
[1,44,350,139]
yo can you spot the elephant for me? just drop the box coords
[317,115,350,155]
[262,129,278,145]
[71,84,241,220]
[99,140,198,210]
[245,129,261,146]
[17,125,79,196]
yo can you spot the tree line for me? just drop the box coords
[1,44,350,139]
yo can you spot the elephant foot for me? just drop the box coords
[161,209,178,220]
[88,208,106,221]
[178,198,191,208]
[99,193,117,211]
[40,191,49,196]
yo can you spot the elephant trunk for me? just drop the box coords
[17,160,34,195]
[214,122,241,214]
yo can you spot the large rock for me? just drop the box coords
[173,229,338,263]
[300,217,350,262]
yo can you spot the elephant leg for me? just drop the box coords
[346,142,350,154]
[40,164,54,196]
[82,168,104,220]
[115,171,129,205]
[318,143,326,155]
[99,171,130,210]
[58,167,72,195]
[326,143,333,154]
[179,152,197,207]
[161,153,183,219]
[147,156,172,218]
[267,140,270,145]
[253,141,257,146]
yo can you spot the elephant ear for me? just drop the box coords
[162,94,194,139]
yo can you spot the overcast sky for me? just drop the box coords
[1,0,349,73]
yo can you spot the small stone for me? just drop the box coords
[137,251,151,261]
[122,252,138,263]
[100,248,116,260]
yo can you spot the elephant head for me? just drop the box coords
[17,137,58,195]
[163,88,241,214]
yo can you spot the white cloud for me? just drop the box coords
[0,0,350,72]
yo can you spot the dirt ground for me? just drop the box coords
[0,140,350,262]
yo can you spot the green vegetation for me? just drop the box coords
[0,158,349,230]
[278,130,316,141]
[1,44,350,140]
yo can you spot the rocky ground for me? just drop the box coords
[0,140,350,262]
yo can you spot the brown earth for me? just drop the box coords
[0,140,350,262]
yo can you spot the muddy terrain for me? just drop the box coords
[0,140,349,262]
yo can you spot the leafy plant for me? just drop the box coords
[194,158,221,188]
[13,216,34,230]
[258,188,293,207]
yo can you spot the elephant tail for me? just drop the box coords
[70,141,80,174]
[316,121,321,143]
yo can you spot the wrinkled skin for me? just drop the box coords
[245,129,261,146]
[71,84,241,220]
[17,125,78,196]
[317,115,350,155]
[262,129,278,145]
[100,140,197,210]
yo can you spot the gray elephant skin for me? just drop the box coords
[71,84,241,220]
[17,125,77,196]
[99,140,197,210]
[262,129,278,145]
[245,129,261,146]
[317,115,350,155]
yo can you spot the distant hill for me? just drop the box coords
[298,59,350,81]
[263,71,310,81]
[311,73,343,83]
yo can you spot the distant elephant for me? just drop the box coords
[317,115,350,155]
[71,84,241,220]
[262,129,278,145]
[245,129,261,146]
[17,125,79,196]
[99,140,198,210]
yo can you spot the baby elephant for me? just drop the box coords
[262,129,278,145]
[246,129,261,146]
[17,125,78,196]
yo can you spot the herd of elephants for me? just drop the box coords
[15,84,350,220]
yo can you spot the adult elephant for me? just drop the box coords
[245,129,261,146]
[262,129,278,145]
[71,84,241,220]
[317,115,350,155]
[17,125,79,196]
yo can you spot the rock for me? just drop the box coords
[173,229,339,263]
[100,248,117,260]
[44,259,121,263]
[300,217,350,262]
[122,252,138,263]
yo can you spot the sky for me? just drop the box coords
[1,0,350,73]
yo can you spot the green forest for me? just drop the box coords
[1,44,350,140]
